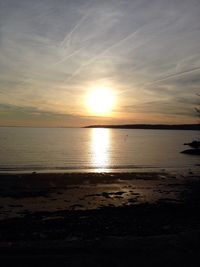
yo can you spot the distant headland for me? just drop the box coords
[84,124,200,130]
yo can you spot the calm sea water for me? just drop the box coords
[0,127,199,172]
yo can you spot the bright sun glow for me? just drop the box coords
[87,88,115,115]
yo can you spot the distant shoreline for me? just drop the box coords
[0,124,199,130]
[84,124,200,130]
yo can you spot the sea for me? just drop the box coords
[0,127,199,173]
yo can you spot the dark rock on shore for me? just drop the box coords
[181,149,200,155]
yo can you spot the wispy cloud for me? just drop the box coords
[0,0,200,125]
[146,67,200,86]
[60,4,92,49]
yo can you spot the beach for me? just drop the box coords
[0,170,200,266]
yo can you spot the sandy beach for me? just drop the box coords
[0,171,200,266]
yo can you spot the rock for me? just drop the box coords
[181,149,200,155]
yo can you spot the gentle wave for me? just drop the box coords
[0,164,158,172]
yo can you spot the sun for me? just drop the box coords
[86,88,115,115]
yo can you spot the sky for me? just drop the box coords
[0,0,200,127]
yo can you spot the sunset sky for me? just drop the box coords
[0,0,200,127]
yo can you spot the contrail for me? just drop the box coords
[60,1,94,48]
[64,13,173,83]
[147,66,200,86]
[65,20,168,83]
[54,43,89,66]
[60,13,88,48]
[66,29,140,82]
[54,33,95,66]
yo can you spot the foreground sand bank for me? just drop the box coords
[0,171,200,266]
[0,171,198,217]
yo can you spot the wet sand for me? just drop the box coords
[0,171,200,266]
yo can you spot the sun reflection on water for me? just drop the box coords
[91,128,110,171]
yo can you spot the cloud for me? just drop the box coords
[0,0,200,125]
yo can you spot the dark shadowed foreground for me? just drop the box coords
[0,171,200,266]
